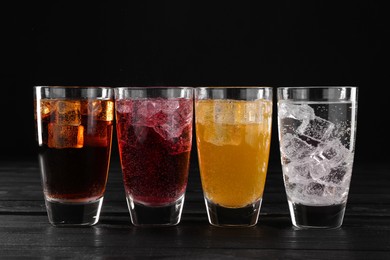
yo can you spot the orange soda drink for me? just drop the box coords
[195,87,272,226]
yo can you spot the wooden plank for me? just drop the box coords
[0,247,388,259]
[0,215,389,252]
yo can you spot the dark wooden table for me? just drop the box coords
[1,159,389,259]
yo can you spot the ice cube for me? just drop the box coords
[97,100,114,121]
[40,100,54,118]
[321,164,352,185]
[280,133,315,161]
[203,124,242,146]
[161,99,180,113]
[309,162,331,180]
[243,100,272,123]
[135,99,165,127]
[176,99,194,125]
[278,102,316,136]
[55,100,81,126]
[195,100,214,125]
[278,102,315,121]
[305,182,325,196]
[298,116,335,142]
[195,99,245,124]
[311,139,352,168]
[154,99,193,140]
[283,163,312,185]
[146,99,193,140]
[323,185,349,204]
[115,100,133,114]
[48,123,84,149]
[214,100,242,125]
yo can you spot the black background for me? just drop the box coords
[2,2,389,165]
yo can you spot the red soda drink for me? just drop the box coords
[116,98,193,206]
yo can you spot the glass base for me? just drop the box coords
[126,195,184,226]
[204,198,262,227]
[45,197,103,226]
[288,200,346,229]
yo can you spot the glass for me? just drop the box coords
[277,86,358,229]
[195,87,273,227]
[34,86,114,226]
[115,87,194,226]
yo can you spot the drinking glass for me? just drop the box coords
[34,86,114,226]
[195,87,273,227]
[277,86,358,229]
[115,87,194,226]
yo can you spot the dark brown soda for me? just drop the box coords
[37,100,113,202]
[39,135,112,202]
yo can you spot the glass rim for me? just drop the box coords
[196,86,272,89]
[34,86,113,100]
[115,86,193,90]
[34,86,112,90]
[277,86,358,90]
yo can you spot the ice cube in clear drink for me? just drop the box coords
[278,102,315,131]
[280,133,315,161]
[297,116,335,142]
[311,139,352,168]
[308,162,331,180]
[321,164,352,186]
[305,182,325,196]
[283,162,312,185]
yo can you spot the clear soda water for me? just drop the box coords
[278,100,357,228]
